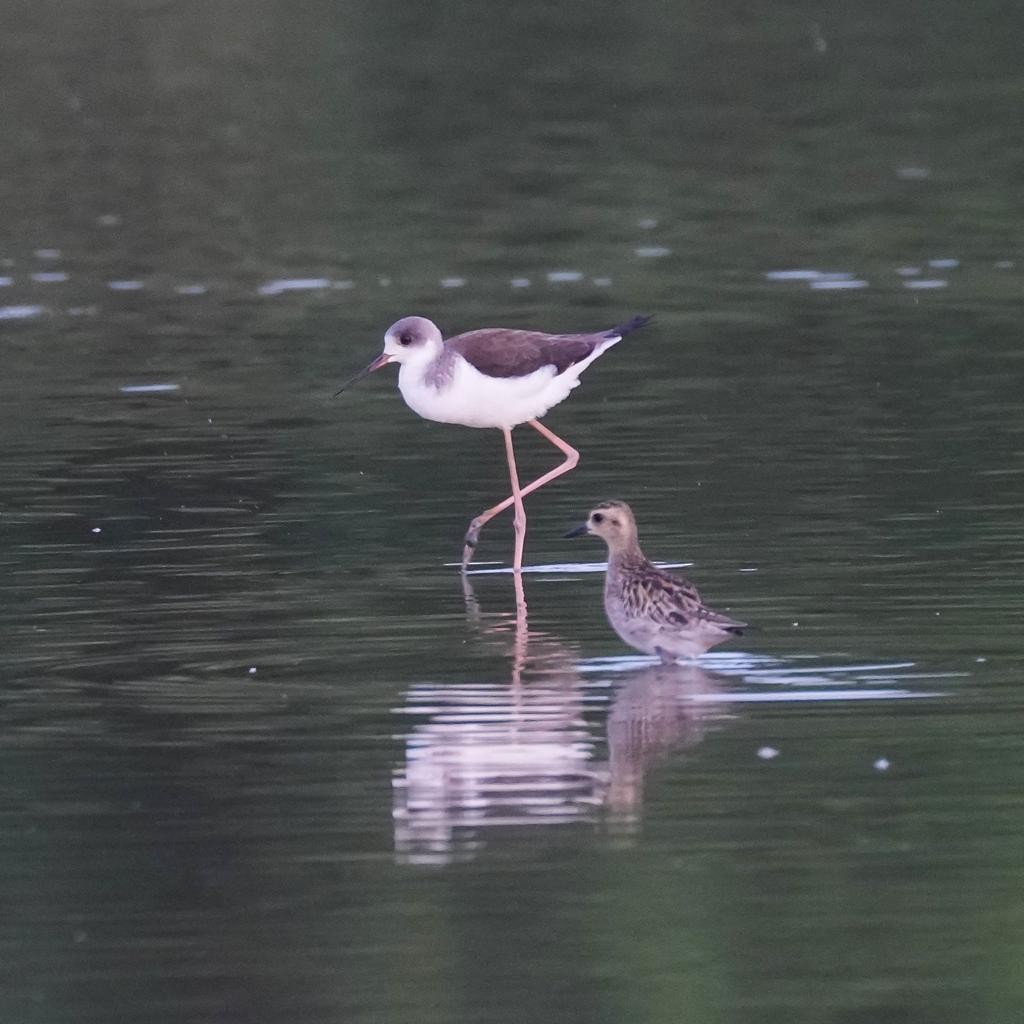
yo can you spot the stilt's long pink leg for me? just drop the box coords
[502,426,527,572]
[461,418,581,570]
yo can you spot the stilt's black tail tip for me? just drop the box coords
[607,314,654,339]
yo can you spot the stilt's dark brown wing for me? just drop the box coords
[445,316,651,379]
[446,329,604,378]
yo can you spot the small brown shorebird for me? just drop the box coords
[337,314,651,571]
[565,500,746,662]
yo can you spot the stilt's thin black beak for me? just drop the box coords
[563,523,590,538]
[334,352,392,396]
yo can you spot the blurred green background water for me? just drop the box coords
[2,2,1024,1022]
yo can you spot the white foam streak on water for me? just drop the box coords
[0,304,44,320]
[257,277,331,296]
[688,688,939,703]
[811,278,868,290]
[460,560,692,575]
[896,166,930,179]
[765,269,824,281]
[588,654,956,698]
[729,661,917,676]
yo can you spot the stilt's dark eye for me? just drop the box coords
[592,513,604,524]
[399,333,413,346]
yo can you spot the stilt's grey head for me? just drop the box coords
[564,500,639,550]
[382,316,444,364]
[335,315,444,396]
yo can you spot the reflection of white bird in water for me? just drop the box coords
[391,663,598,864]
[337,314,652,572]
[393,581,600,864]
[565,501,747,662]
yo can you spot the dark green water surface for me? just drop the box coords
[2,3,1024,1022]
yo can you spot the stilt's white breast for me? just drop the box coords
[397,338,618,429]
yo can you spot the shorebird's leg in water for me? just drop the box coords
[502,426,527,573]
[461,419,580,570]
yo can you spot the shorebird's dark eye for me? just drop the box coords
[399,333,413,346]
[592,513,604,524]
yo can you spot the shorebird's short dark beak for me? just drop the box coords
[334,352,392,396]
[563,522,590,538]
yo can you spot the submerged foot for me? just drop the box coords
[461,520,483,571]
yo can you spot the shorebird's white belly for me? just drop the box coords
[604,592,664,657]
[604,589,725,661]
[397,343,615,429]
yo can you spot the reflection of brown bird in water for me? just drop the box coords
[565,500,746,662]
[606,663,722,820]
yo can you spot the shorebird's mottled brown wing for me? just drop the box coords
[619,565,704,625]
[621,564,746,632]
[447,329,603,379]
